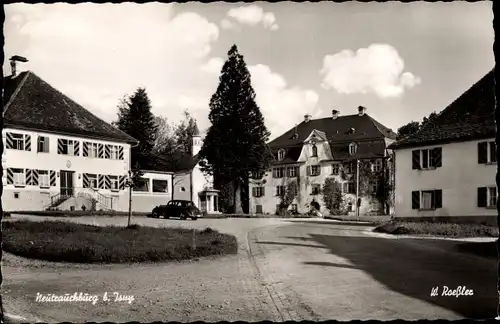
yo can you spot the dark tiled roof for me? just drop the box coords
[269,113,396,148]
[268,112,395,164]
[3,71,138,144]
[389,69,495,149]
[330,139,386,160]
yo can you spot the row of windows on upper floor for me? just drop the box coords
[277,142,359,161]
[251,159,385,179]
[411,140,496,170]
[252,178,381,198]
[411,186,497,210]
[5,131,125,160]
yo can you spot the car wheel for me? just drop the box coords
[152,210,159,218]
[181,213,188,220]
[191,217,198,221]
[163,212,169,219]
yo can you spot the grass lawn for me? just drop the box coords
[374,220,499,238]
[2,220,238,263]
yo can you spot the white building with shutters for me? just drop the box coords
[249,106,397,216]
[2,70,138,212]
[388,69,497,222]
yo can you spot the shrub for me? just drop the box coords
[2,220,238,263]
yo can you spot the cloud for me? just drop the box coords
[248,64,318,138]
[220,18,234,30]
[225,5,279,30]
[4,3,221,131]
[200,57,224,74]
[320,44,421,98]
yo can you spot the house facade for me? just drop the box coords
[249,106,397,216]
[388,69,496,222]
[2,70,138,212]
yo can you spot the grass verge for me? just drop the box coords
[7,210,150,217]
[374,220,499,238]
[2,220,238,263]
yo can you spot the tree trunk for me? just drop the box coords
[233,179,243,214]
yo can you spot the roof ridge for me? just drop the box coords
[367,115,394,137]
[3,71,31,117]
[29,71,137,144]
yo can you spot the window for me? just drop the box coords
[371,179,379,194]
[344,162,354,174]
[152,179,169,193]
[58,138,79,156]
[309,165,321,176]
[347,181,356,194]
[14,192,19,199]
[110,176,119,191]
[349,143,357,155]
[411,190,443,210]
[412,147,442,170]
[276,185,285,196]
[251,171,265,179]
[287,166,298,177]
[8,133,25,150]
[252,187,265,197]
[272,167,285,178]
[133,178,150,192]
[110,145,118,160]
[87,174,98,189]
[311,184,321,195]
[373,159,383,172]
[277,149,286,161]
[291,204,298,213]
[256,205,263,214]
[89,143,98,158]
[312,145,318,157]
[332,164,340,175]
[37,136,49,153]
[478,186,497,208]
[478,141,497,164]
[12,168,25,186]
[39,170,49,187]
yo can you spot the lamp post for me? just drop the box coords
[355,159,360,220]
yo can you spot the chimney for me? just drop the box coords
[304,114,312,123]
[292,124,299,139]
[358,105,367,116]
[332,109,339,119]
[9,55,29,77]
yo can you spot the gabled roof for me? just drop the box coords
[3,71,138,144]
[389,68,495,150]
[268,112,396,164]
[269,113,397,148]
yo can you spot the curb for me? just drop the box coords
[364,230,497,242]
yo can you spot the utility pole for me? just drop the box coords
[127,170,132,227]
[356,159,360,220]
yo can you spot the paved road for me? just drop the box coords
[2,216,497,322]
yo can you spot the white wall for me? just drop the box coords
[2,127,131,211]
[249,139,382,216]
[129,171,173,213]
[394,138,497,218]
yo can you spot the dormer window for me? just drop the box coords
[312,144,318,157]
[349,142,357,155]
[349,128,356,134]
[277,149,286,161]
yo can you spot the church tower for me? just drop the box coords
[191,121,201,156]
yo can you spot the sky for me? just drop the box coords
[3,2,494,141]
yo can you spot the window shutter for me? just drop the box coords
[272,168,277,178]
[411,191,420,209]
[307,166,311,176]
[57,139,64,154]
[24,134,31,151]
[6,168,13,185]
[83,142,88,157]
[262,187,265,196]
[432,147,442,168]
[74,141,80,156]
[82,173,89,188]
[434,189,442,209]
[252,187,256,197]
[490,142,497,163]
[477,187,487,207]
[50,171,56,186]
[412,150,421,169]
[318,166,322,175]
[478,142,487,164]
